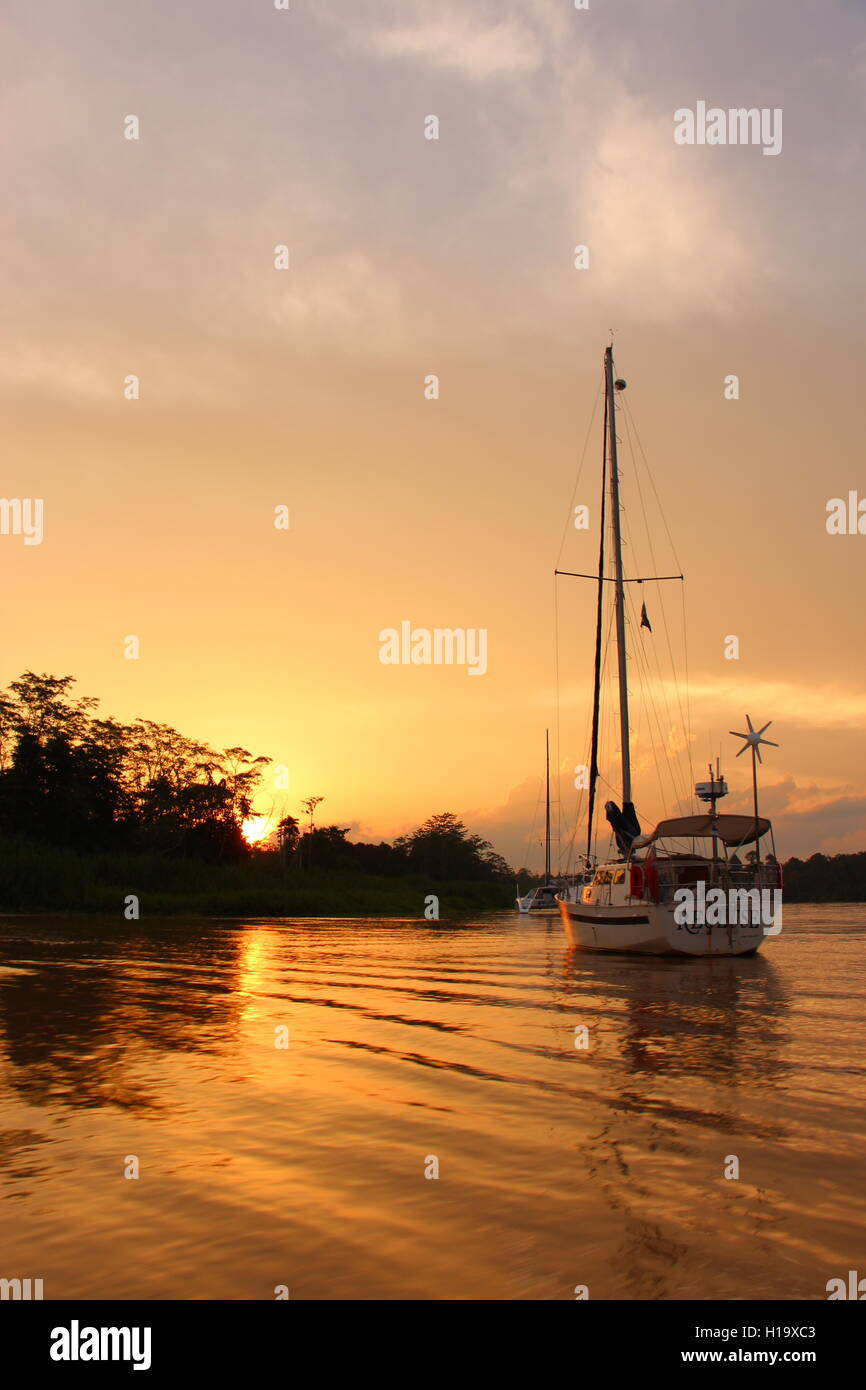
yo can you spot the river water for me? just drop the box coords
[0,905,864,1301]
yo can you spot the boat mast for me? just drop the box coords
[544,729,551,882]
[604,345,632,806]
[586,383,608,864]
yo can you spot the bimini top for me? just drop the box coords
[648,813,770,847]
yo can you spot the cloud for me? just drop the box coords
[747,780,866,857]
[578,105,760,322]
[468,771,866,869]
[263,252,407,355]
[557,675,866,733]
[0,339,246,408]
[680,678,866,731]
[0,345,114,403]
[364,13,545,79]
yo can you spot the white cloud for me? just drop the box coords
[0,346,113,402]
[579,106,759,322]
[264,252,406,354]
[365,14,545,79]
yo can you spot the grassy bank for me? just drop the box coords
[0,836,514,918]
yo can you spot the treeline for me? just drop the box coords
[0,837,516,916]
[782,852,866,902]
[0,673,268,860]
[0,673,511,882]
[284,814,510,881]
[12,670,863,906]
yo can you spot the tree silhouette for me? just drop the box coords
[395,812,509,881]
[0,673,520,886]
[0,672,270,862]
[277,815,301,865]
[299,796,324,868]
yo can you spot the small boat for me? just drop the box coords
[516,731,561,913]
[555,347,781,956]
[517,884,560,913]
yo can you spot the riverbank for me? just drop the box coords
[0,836,514,917]
[1,836,862,917]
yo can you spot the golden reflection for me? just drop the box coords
[235,928,273,1023]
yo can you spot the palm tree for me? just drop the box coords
[299,796,324,868]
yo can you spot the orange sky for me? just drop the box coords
[2,1,865,867]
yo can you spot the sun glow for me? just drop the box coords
[242,815,271,846]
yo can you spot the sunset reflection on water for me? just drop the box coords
[0,906,864,1300]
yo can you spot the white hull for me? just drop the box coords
[557,895,766,957]
[516,887,560,914]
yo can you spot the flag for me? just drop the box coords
[640,601,652,632]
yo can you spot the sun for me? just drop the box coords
[241,814,271,846]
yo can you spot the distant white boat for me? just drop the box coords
[516,731,561,914]
[517,883,561,914]
[555,346,781,956]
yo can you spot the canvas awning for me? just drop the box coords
[650,813,770,847]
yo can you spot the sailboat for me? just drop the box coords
[516,731,560,913]
[555,346,782,956]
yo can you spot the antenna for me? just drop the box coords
[695,762,728,822]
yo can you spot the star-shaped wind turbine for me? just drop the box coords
[729,716,779,864]
[730,715,778,765]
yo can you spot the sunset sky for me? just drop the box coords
[2,0,865,868]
